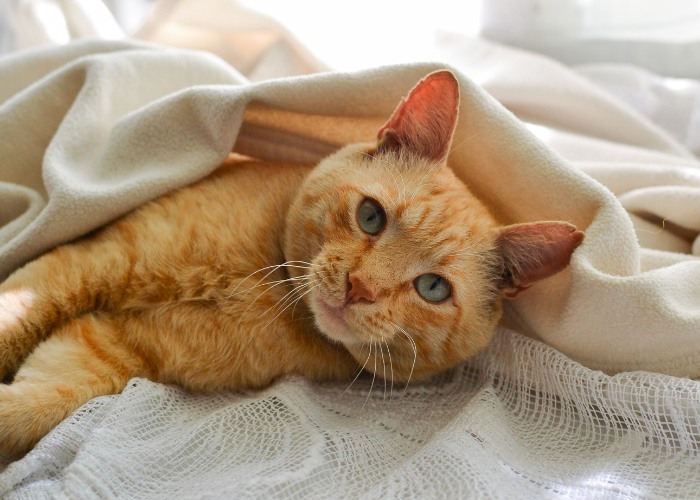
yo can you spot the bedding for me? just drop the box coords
[0,18,699,500]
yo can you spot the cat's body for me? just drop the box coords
[0,71,583,457]
[5,158,357,388]
[0,158,359,454]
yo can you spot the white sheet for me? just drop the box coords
[1,4,700,498]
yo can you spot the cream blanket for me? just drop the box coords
[1,40,700,497]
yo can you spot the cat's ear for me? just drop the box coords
[496,222,584,298]
[375,70,460,162]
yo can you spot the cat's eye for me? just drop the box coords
[357,198,387,236]
[414,274,451,303]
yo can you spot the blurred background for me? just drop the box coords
[2,0,699,155]
[2,0,700,76]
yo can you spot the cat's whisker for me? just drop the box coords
[379,333,394,401]
[361,341,377,411]
[226,261,317,299]
[238,261,317,281]
[228,267,280,300]
[266,284,317,327]
[237,280,298,324]
[263,283,320,329]
[343,342,373,395]
[236,276,315,327]
[236,285,283,327]
[382,336,394,401]
[282,315,315,326]
[230,273,316,300]
[378,337,387,401]
[270,279,317,318]
[390,321,418,359]
[389,321,417,396]
[257,278,315,320]
[289,280,320,319]
[233,262,321,325]
[284,313,314,325]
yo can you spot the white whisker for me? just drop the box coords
[283,315,315,325]
[231,273,315,299]
[344,343,373,395]
[389,321,417,396]
[226,261,317,299]
[257,278,315,320]
[229,258,322,326]
[382,336,394,401]
[361,341,378,411]
[236,277,309,326]
[378,338,387,401]
[263,284,320,329]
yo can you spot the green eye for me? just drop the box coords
[414,274,451,302]
[357,198,387,235]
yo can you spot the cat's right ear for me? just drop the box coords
[374,70,460,162]
[495,221,585,298]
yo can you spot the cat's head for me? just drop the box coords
[284,70,583,383]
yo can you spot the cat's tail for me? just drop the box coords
[0,312,143,458]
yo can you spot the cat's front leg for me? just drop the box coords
[0,312,143,458]
[0,278,36,380]
[0,235,134,380]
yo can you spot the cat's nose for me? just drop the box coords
[346,272,376,305]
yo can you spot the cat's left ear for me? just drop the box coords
[496,221,585,298]
[375,70,460,162]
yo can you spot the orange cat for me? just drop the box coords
[0,70,583,458]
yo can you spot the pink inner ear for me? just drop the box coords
[497,222,585,298]
[376,70,460,162]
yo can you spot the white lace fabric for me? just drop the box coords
[3,329,698,499]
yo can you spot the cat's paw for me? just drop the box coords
[0,385,36,460]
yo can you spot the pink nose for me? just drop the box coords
[346,273,376,304]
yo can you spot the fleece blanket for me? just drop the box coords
[1,39,700,497]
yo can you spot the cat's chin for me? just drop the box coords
[312,297,361,346]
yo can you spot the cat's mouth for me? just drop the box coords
[313,296,360,345]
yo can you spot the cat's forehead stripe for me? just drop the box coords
[302,181,365,205]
